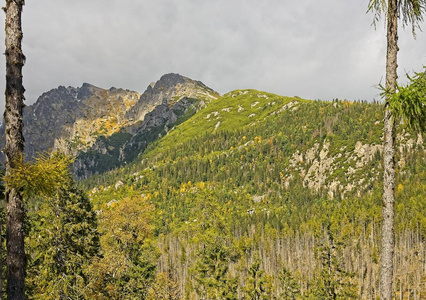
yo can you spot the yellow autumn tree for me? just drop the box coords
[84,195,158,299]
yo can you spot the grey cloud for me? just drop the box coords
[0,0,425,113]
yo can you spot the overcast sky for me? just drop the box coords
[0,0,425,111]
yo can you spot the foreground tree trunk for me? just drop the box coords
[380,0,398,299]
[4,0,26,299]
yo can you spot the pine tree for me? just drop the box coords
[191,234,238,300]
[243,257,269,300]
[310,230,357,300]
[279,267,300,300]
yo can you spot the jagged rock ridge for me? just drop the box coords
[0,73,220,178]
[0,83,141,161]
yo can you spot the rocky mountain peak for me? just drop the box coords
[155,73,186,89]
[73,74,220,177]
[77,83,97,100]
[125,73,219,122]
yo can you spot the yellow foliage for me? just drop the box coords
[100,195,155,247]
[85,195,157,299]
[4,152,73,197]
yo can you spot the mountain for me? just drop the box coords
[1,83,141,160]
[92,89,424,194]
[73,73,220,177]
[0,73,220,178]
[125,73,218,123]
[82,89,425,298]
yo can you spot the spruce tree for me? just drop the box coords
[26,186,99,299]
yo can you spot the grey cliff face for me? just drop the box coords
[0,83,141,161]
[20,85,85,159]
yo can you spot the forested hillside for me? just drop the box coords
[70,90,426,299]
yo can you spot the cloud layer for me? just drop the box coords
[0,0,425,111]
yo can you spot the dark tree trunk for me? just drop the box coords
[4,0,26,299]
[380,0,398,299]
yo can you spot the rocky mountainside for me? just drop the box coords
[1,83,141,160]
[0,73,220,177]
[125,73,218,124]
[73,74,220,178]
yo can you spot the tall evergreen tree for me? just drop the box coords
[244,258,269,300]
[367,1,425,299]
[278,267,300,300]
[26,186,99,299]
[191,234,238,300]
[310,231,357,300]
[4,0,26,298]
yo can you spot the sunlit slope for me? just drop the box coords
[83,88,424,206]
[160,90,305,143]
